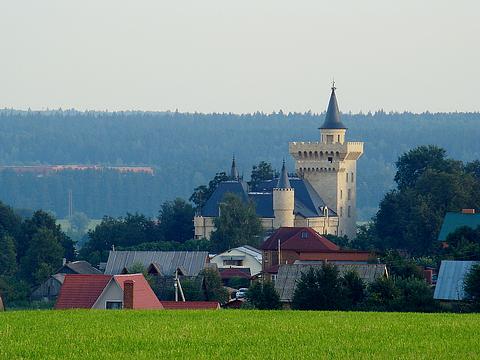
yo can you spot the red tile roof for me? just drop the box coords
[113,274,163,310]
[261,227,340,252]
[219,268,251,279]
[55,274,112,309]
[161,301,220,310]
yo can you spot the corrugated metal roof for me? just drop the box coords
[433,260,479,301]
[437,212,480,241]
[275,263,387,302]
[104,251,209,276]
[61,261,102,275]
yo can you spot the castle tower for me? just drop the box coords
[289,83,364,239]
[273,160,295,228]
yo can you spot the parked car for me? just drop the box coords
[235,288,249,299]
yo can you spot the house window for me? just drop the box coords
[224,260,243,266]
[271,274,277,284]
[106,301,123,310]
[301,231,308,239]
[348,189,351,201]
[348,206,351,218]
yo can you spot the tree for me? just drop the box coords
[249,161,274,190]
[20,228,64,285]
[292,264,345,310]
[201,268,228,304]
[445,226,480,260]
[342,270,366,309]
[210,193,263,253]
[69,212,90,233]
[392,277,435,312]
[394,145,452,189]
[0,235,17,276]
[366,276,399,310]
[158,198,194,243]
[464,264,480,308]
[246,281,281,310]
[127,262,146,274]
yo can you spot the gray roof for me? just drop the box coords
[104,251,209,276]
[434,260,479,301]
[276,161,291,189]
[59,261,102,275]
[275,263,388,302]
[320,86,347,130]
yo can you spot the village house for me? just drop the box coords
[211,245,262,284]
[55,273,163,310]
[31,260,102,301]
[437,209,480,242]
[260,227,373,281]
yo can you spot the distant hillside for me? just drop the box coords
[0,110,479,220]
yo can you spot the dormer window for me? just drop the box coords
[301,231,308,239]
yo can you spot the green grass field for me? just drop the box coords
[1,310,479,359]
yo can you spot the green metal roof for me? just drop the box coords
[437,212,480,241]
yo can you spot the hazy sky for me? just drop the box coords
[1,0,479,113]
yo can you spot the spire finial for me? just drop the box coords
[331,78,336,91]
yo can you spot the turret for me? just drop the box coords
[273,160,295,228]
[320,82,347,144]
[230,156,239,180]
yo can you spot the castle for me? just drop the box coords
[194,84,363,240]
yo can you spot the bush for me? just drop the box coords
[246,281,281,310]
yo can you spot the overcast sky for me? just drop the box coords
[1,0,479,113]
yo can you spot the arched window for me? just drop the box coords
[298,151,302,157]
[303,151,308,157]
[309,151,313,158]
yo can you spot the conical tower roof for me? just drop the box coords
[320,83,347,129]
[230,156,239,180]
[276,160,291,189]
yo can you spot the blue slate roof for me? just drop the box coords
[201,177,336,219]
[200,181,249,217]
[320,86,347,130]
[437,212,480,241]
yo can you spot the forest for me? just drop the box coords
[0,109,479,220]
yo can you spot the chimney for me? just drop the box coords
[62,258,67,266]
[123,280,134,309]
[462,209,476,214]
[423,269,433,285]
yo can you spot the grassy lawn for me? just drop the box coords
[1,310,479,359]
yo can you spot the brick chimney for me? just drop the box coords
[462,209,476,214]
[123,280,134,309]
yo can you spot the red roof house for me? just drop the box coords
[55,273,163,310]
[260,227,373,280]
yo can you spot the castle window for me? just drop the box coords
[340,207,343,217]
[326,135,333,144]
[319,151,323,157]
[340,190,343,199]
[328,157,333,163]
[337,135,340,142]
[309,151,313,158]
[298,151,302,157]
[351,172,354,182]
[346,173,348,182]
[300,231,308,239]
[348,189,351,200]
[304,151,308,157]
[348,206,351,217]
[314,151,318,158]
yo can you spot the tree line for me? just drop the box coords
[1,109,480,220]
